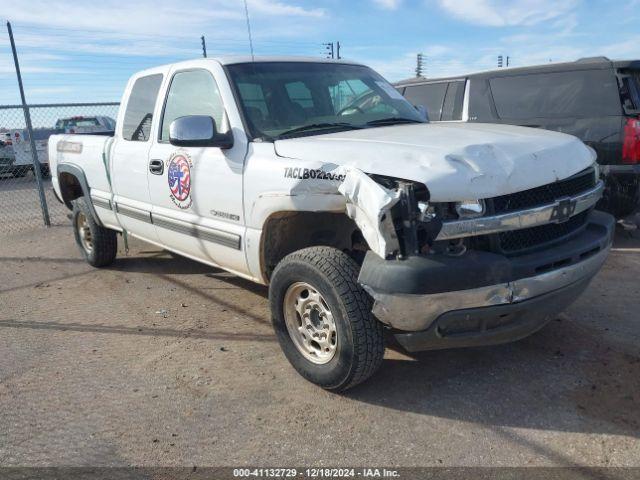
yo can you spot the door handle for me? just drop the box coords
[149,159,164,175]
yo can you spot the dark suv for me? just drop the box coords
[395,57,640,217]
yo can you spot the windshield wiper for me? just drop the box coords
[365,117,424,126]
[277,122,363,139]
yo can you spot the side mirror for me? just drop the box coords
[414,105,429,122]
[169,115,234,149]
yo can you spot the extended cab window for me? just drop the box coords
[161,69,226,141]
[490,70,621,119]
[122,74,163,141]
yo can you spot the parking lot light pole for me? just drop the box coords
[7,21,50,227]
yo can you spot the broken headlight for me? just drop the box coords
[455,199,486,219]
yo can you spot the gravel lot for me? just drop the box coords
[1,223,639,468]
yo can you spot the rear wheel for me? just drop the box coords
[269,246,385,391]
[72,198,117,267]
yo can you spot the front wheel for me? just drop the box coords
[269,246,385,391]
[72,197,117,267]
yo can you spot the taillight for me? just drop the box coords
[622,117,640,164]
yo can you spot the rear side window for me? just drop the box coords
[73,119,100,127]
[403,83,447,120]
[441,81,465,121]
[489,70,621,119]
[56,118,100,128]
[122,74,163,141]
[619,71,640,112]
[285,81,314,109]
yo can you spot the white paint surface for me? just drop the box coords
[275,122,595,202]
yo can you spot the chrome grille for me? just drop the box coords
[486,168,597,255]
[490,167,596,214]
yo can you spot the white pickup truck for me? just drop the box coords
[49,57,614,390]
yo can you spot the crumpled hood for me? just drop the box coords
[274,122,595,202]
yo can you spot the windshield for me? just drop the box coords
[226,62,426,140]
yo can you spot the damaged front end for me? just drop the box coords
[337,170,447,260]
[338,166,614,351]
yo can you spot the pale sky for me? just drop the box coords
[0,0,639,104]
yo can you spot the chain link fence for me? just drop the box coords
[0,102,119,235]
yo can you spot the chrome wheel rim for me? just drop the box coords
[283,282,338,364]
[76,212,93,253]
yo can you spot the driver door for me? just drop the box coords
[147,66,247,274]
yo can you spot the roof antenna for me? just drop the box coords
[243,0,255,61]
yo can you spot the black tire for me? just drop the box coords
[269,246,385,391]
[72,197,117,267]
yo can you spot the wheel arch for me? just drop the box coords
[57,164,103,226]
[259,210,369,282]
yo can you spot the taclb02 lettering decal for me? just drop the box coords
[284,167,345,182]
[167,152,193,209]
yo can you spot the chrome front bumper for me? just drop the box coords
[365,244,609,333]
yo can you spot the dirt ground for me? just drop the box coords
[1,224,639,468]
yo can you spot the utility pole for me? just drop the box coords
[416,53,425,77]
[506,56,510,67]
[498,55,503,68]
[323,42,334,59]
[6,21,50,227]
[336,41,341,60]
[201,35,207,58]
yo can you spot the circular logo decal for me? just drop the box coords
[167,152,193,209]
